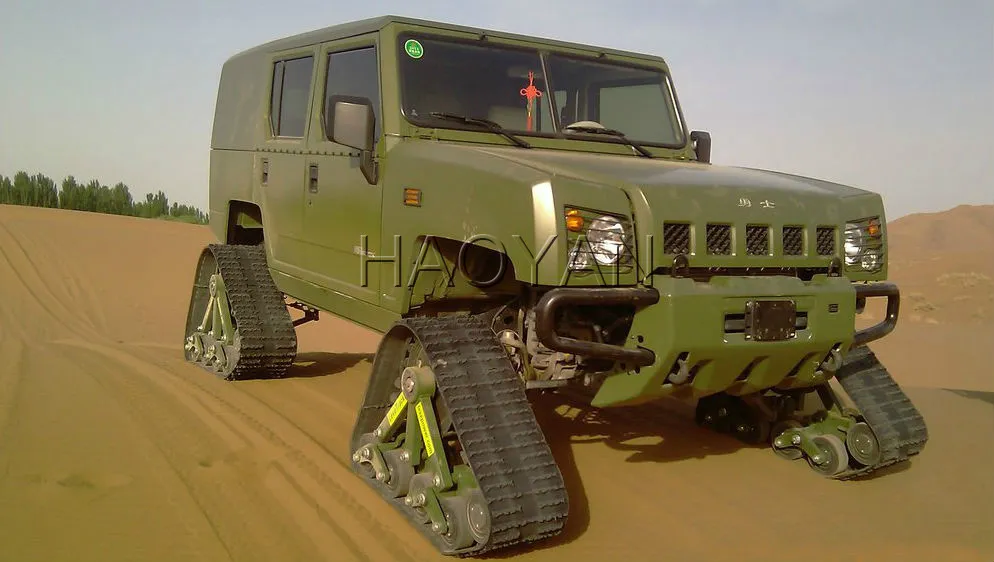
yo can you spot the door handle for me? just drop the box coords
[308,164,318,193]
[261,159,269,185]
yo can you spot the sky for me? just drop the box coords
[1,0,991,220]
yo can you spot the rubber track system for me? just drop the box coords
[832,344,929,479]
[350,313,569,556]
[184,243,297,380]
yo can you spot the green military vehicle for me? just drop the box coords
[183,15,928,556]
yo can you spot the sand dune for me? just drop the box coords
[879,204,994,327]
[0,203,991,562]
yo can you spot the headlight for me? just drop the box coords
[843,217,884,272]
[565,207,634,272]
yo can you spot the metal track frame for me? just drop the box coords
[349,313,569,556]
[183,243,297,380]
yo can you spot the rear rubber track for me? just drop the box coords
[350,313,569,556]
[184,243,297,380]
[831,344,929,479]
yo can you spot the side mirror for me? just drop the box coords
[690,130,711,164]
[325,95,378,184]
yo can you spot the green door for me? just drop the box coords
[303,38,384,306]
[260,51,317,272]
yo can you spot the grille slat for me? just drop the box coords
[816,227,835,256]
[706,224,732,255]
[782,226,803,256]
[662,222,690,254]
[745,225,769,256]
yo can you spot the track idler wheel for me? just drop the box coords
[845,421,882,467]
[437,490,490,551]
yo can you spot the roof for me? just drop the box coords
[227,14,664,63]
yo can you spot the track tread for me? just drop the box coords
[350,313,568,556]
[185,243,297,380]
[833,344,929,479]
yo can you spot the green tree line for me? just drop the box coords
[0,170,208,224]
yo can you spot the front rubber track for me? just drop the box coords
[832,344,929,479]
[349,313,569,556]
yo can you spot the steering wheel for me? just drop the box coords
[563,120,607,132]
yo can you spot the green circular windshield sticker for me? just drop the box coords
[404,39,424,59]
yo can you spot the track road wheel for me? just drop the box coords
[846,421,882,467]
[405,473,435,524]
[806,434,849,477]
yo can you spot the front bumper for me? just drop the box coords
[534,276,900,407]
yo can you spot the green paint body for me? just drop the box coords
[208,15,894,408]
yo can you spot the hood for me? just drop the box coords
[466,145,872,221]
[449,143,886,272]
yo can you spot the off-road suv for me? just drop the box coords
[184,15,928,556]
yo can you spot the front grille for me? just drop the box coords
[782,226,803,255]
[663,222,691,254]
[816,227,835,256]
[746,225,769,256]
[706,224,732,255]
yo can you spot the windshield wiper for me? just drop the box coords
[563,125,653,158]
[428,112,531,148]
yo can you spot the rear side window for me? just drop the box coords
[325,46,381,144]
[270,55,314,138]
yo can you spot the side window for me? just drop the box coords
[325,46,381,144]
[270,55,314,138]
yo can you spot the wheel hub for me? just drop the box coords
[845,422,881,466]
[466,490,491,543]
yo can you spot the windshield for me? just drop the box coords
[397,35,686,148]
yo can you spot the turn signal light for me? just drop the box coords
[565,209,584,232]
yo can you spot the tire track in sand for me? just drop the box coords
[1,216,427,560]
[0,339,25,449]
[0,220,110,333]
[55,338,424,562]
[0,223,80,337]
[42,345,237,562]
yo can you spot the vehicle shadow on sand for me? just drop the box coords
[284,351,375,378]
[483,390,760,557]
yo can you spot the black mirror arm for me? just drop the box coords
[359,149,378,184]
[690,130,711,164]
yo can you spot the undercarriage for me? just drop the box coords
[182,243,929,557]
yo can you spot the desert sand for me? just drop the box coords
[0,203,991,562]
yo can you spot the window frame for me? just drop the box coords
[268,52,317,140]
[543,52,688,148]
[395,32,557,137]
[580,75,686,146]
[320,42,384,148]
[394,31,690,150]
